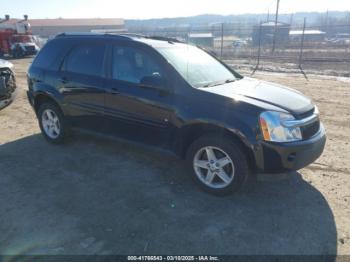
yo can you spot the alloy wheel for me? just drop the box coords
[41,109,61,139]
[193,146,235,189]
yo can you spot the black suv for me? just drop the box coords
[27,33,326,194]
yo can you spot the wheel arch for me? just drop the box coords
[33,92,63,115]
[174,123,256,169]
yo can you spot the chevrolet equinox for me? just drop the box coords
[27,33,326,194]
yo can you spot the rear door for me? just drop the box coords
[57,40,108,130]
[103,42,174,147]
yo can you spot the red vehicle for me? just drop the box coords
[0,15,39,58]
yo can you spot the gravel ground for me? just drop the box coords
[0,58,349,255]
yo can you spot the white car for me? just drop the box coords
[0,59,16,110]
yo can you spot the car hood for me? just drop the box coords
[199,77,313,115]
[0,59,13,69]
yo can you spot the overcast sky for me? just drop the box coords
[5,0,350,19]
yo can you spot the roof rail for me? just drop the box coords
[54,32,184,44]
[55,32,133,40]
[118,33,147,38]
[118,33,183,43]
[55,32,100,37]
[147,35,184,43]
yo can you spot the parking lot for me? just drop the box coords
[0,58,349,255]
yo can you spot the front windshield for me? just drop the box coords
[157,44,237,88]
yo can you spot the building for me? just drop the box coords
[252,21,290,46]
[187,33,214,47]
[289,30,326,42]
[336,33,350,40]
[29,18,125,38]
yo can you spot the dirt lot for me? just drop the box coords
[0,58,349,255]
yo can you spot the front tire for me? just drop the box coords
[38,102,67,144]
[186,135,250,195]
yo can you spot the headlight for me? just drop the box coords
[259,111,302,142]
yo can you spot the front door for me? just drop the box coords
[104,43,174,147]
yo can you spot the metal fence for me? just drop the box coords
[129,22,350,78]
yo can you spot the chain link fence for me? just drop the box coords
[129,22,350,77]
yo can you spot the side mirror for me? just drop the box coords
[140,73,166,88]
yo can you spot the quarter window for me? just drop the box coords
[64,44,106,77]
[112,46,162,84]
[32,39,69,70]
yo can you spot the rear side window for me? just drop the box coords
[112,46,162,84]
[64,44,106,77]
[31,39,68,70]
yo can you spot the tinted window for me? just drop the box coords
[32,39,69,70]
[64,44,106,77]
[112,46,162,84]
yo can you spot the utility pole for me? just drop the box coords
[220,23,224,58]
[271,0,280,53]
[252,21,263,76]
[298,17,308,79]
[267,9,270,22]
[325,10,329,37]
[348,11,350,35]
[298,17,306,68]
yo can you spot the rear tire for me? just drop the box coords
[186,134,250,195]
[38,102,67,144]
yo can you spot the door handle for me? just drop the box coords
[59,77,68,84]
[32,78,42,83]
[109,87,120,95]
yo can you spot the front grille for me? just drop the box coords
[0,69,16,99]
[301,120,320,140]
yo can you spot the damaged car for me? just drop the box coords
[27,34,326,195]
[0,59,16,110]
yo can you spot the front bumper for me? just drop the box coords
[0,74,16,110]
[24,50,38,56]
[24,46,39,56]
[256,123,326,173]
[0,96,14,110]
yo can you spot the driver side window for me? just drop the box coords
[112,46,162,84]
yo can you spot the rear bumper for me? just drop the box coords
[256,123,326,173]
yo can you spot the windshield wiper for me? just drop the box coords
[201,78,236,88]
[201,82,220,88]
[201,83,214,88]
[225,78,236,83]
